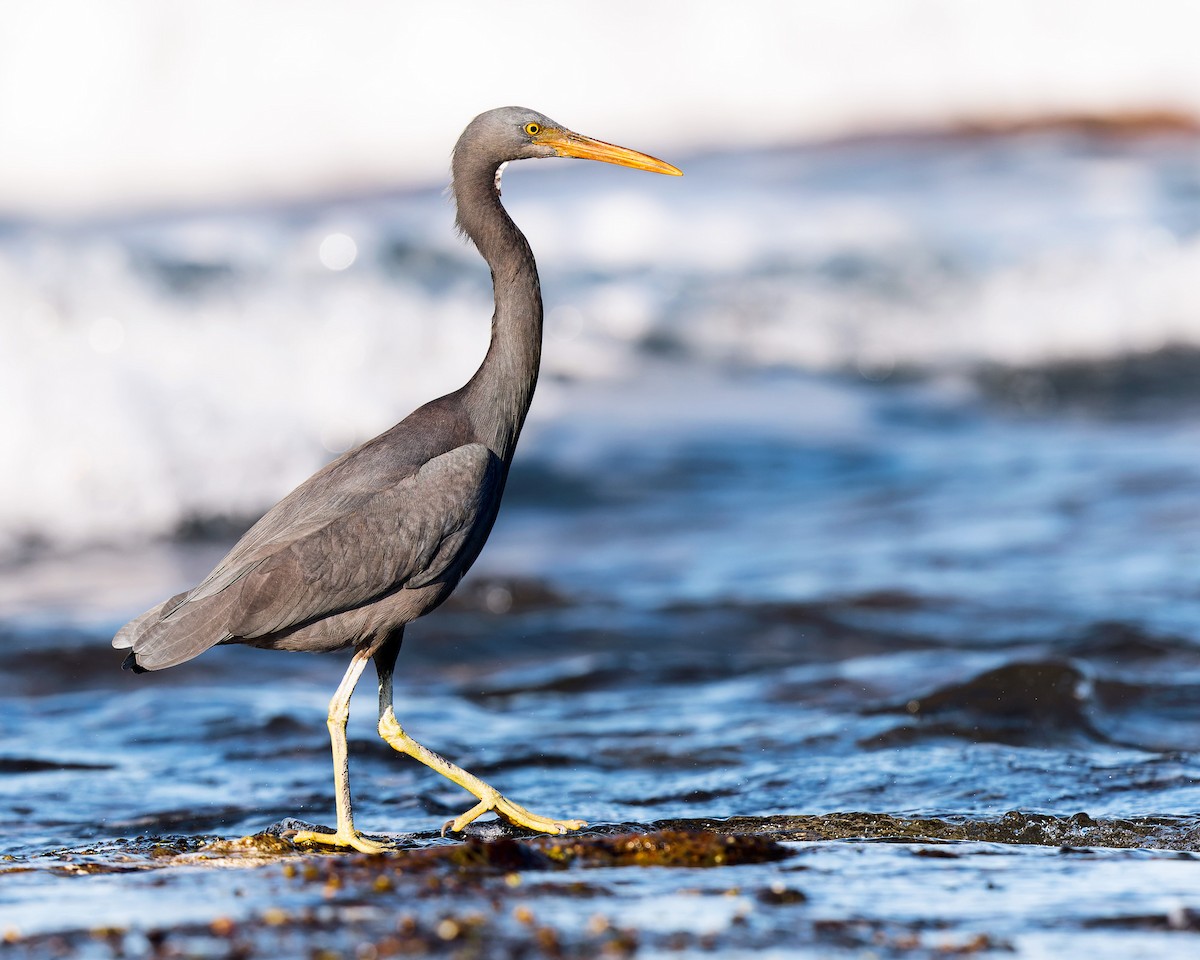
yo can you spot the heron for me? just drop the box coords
[114,107,681,852]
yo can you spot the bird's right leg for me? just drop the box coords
[292,647,390,853]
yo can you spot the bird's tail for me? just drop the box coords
[113,590,236,672]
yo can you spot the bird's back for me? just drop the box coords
[115,392,507,670]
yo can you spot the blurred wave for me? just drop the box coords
[4,129,1200,560]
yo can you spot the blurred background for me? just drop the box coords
[4,0,1200,825]
[4,0,1200,620]
[3,0,1200,215]
[5,3,1200,946]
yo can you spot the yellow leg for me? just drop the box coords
[376,701,586,836]
[292,650,391,853]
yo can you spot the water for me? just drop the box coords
[3,127,1200,955]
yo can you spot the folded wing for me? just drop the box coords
[114,443,501,670]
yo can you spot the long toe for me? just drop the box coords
[292,828,392,854]
[374,709,586,837]
[445,792,586,835]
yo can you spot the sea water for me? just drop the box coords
[2,128,1200,955]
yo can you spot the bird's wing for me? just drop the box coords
[224,442,501,638]
[117,442,501,668]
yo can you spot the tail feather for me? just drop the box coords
[113,592,185,650]
[113,589,236,672]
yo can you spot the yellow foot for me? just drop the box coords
[291,828,391,854]
[443,788,587,836]
[376,707,586,838]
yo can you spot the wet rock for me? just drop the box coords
[755,882,808,905]
[534,829,792,868]
[866,659,1103,746]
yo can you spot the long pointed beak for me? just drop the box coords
[540,130,682,176]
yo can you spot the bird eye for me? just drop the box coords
[524,122,541,137]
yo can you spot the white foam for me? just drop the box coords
[3,133,1200,557]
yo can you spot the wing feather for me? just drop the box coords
[228,444,499,637]
[117,442,501,669]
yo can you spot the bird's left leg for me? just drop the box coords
[292,647,390,853]
[374,642,586,836]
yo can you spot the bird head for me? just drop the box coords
[456,106,682,177]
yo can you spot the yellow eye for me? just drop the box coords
[524,122,541,137]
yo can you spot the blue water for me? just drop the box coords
[2,128,1200,955]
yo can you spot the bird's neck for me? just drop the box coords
[456,163,543,465]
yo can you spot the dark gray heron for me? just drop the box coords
[114,107,681,852]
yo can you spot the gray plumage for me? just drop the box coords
[115,108,556,671]
[113,107,680,845]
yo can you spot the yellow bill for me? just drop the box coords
[537,129,682,176]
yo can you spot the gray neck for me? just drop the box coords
[454,160,543,464]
